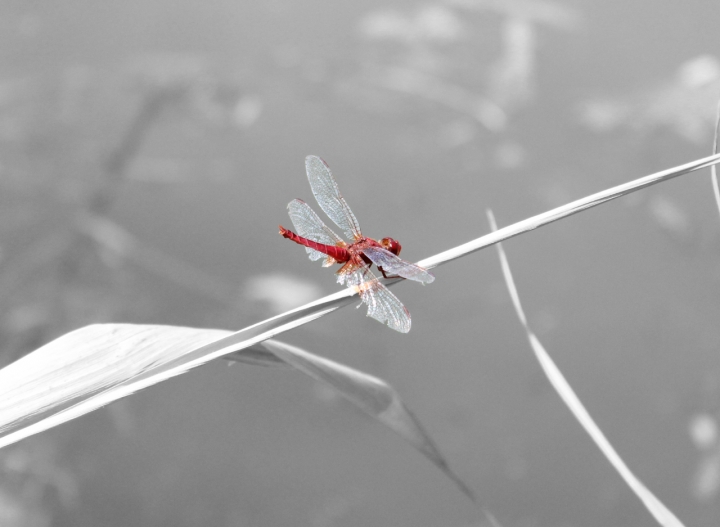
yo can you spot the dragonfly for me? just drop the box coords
[279,155,434,333]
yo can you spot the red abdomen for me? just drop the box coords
[279,226,350,263]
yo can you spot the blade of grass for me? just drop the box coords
[255,339,478,503]
[0,310,331,448]
[419,152,720,271]
[487,210,685,527]
[0,324,478,505]
[711,102,720,219]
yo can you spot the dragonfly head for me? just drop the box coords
[380,237,402,256]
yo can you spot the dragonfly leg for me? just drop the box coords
[378,266,400,280]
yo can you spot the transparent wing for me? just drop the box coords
[305,155,363,241]
[341,264,411,333]
[362,246,435,284]
[287,199,344,263]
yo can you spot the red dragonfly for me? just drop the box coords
[279,155,434,333]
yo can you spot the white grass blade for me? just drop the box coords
[0,325,226,445]
[0,297,345,450]
[487,210,685,527]
[419,152,720,271]
[0,324,477,503]
[711,102,720,220]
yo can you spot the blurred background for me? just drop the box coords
[2,1,720,525]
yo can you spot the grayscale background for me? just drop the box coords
[1,1,720,526]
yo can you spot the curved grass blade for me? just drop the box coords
[711,101,720,219]
[253,339,477,502]
[0,324,476,504]
[0,325,238,443]
[0,286,362,450]
[487,210,685,527]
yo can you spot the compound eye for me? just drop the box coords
[381,238,402,256]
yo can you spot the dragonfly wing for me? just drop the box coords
[362,246,435,284]
[287,199,344,263]
[305,155,363,241]
[344,265,411,333]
